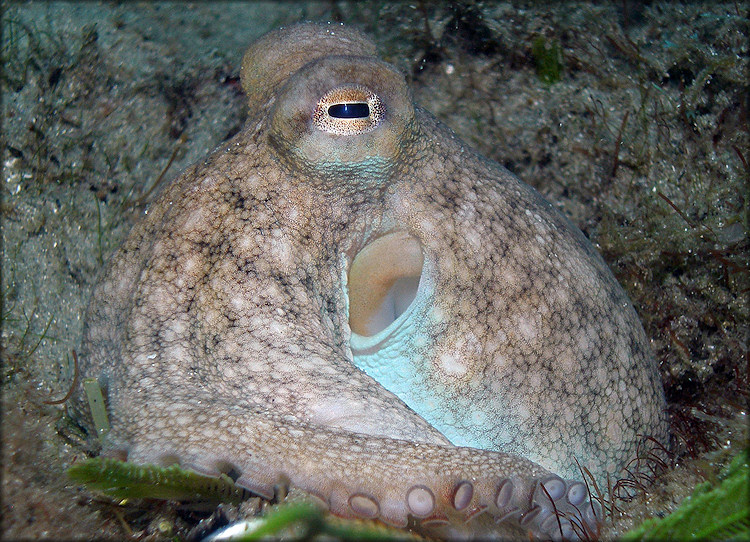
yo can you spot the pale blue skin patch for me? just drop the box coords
[348,256,502,453]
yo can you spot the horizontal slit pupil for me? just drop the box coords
[328,102,370,119]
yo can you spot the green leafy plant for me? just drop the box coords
[622,449,749,541]
[67,457,248,504]
[202,501,421,541]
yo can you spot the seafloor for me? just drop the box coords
[1,1,747,540]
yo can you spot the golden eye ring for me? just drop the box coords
[313,85,384,135]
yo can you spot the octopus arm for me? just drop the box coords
[108,390,600,539]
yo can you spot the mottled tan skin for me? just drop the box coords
[72,23,667,538]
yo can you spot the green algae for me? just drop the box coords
[82,377,109,440]
[622,449,750,541]
[203,501,420,541]
[531,35,562,85]
[67,457,249,504]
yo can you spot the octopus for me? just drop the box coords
[71,22,668,540]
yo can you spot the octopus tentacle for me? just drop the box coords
[108,395,600,539]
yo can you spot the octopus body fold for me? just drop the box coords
[71,23,668,539]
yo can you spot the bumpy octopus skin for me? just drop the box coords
[71,23,668,539]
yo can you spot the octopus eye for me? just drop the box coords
[328,102,370,118]
[314,85,384,135]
